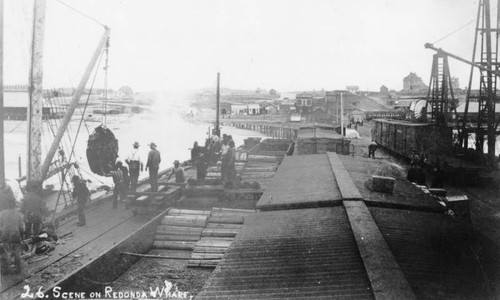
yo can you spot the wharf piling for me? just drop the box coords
[224,121,299,140]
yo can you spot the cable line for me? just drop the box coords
[432,19,476,45]
[54,0,106,28]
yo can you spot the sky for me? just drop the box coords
[3,0,486,93]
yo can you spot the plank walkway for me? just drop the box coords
[257,154,342,210]
[197,152,489,299]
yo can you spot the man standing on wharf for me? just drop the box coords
[145,142,161,192]
[126,142,143,191]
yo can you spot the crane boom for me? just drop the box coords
[424,43,500,77]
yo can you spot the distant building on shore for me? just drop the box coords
[402,72,427,92]
[380,85,389,94]
[346,86,359,93]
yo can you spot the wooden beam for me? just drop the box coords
[41,27,110,180]
[327,152,363,200]
[0,0,4,189]
[344,200,416,300]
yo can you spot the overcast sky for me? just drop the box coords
[3,0,485,93]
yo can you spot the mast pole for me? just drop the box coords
[341,92,344,137]
[0,0,4,189]
[40,27,110,180]
[215,72,220,136]
[27,0,47,188]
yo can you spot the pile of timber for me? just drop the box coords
[188,208,255,268]
[152,208,255,268]
[206,162,245,179]
[153,209,210,250]
[240,155,278,189]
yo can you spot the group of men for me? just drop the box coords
[104,141,187,209]
[192,134,237,184]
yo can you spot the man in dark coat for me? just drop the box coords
[104,164,125,208]
[145,142,161,192]
[368,141,378,158]
[71,176,90,226]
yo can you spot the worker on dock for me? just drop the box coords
[368,141,378,158]
[126,141,143,192]
[145,142,161,192]
[104,163,125,209]
[197,153,208,181]
[225,140,237,184]
[118,161,130,192]
[191,141,201,163]
[220,139,230,182]
[20,182,47,238]
[168,160,185,183]
[71,176,90,225]
[0,196,25,274]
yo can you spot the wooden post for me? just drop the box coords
[0,0,4,189]
[27,0,46,187]
[18,155,22,178]
[214,72,220,136]
[41,27,110,180]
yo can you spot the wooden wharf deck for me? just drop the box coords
[198,151,491,299]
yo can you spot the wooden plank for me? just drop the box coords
[191,253,224,260]
[192,247,228,253]
[155,225,204,234]
[211,207,256,213]
[206,223,244,229]
[201,228,239,237]
[327,152,363,200]
[153,241,196,250]
[343,200,416,300]
[187,260,219,268]
[161,215,208,227]
[168,209,211,215]
[208,216,244,224]
[154,234,200,242]
[135,185,169,201]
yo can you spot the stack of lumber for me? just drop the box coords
[206,162,245,179]
[240,155,278,189]
[153,209,210,250]
[188,208,255,268]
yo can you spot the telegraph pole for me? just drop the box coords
[0,0,4,189]
[27,0,46,188]
[214,72,220,137]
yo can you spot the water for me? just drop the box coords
[3,94,266,190]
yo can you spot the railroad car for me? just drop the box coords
[372,119,453,160]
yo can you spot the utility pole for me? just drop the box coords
[214,72,220,137]
[27,0,46,188]
[340,92,344,137]
[0,0,4,189]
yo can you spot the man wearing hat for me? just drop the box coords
[145,142,161,192]
[126,142,143,191]
[71,176,90,225]
[167,160,185,183]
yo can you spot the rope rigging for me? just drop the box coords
[54,0,106,29]
[51,46,107,223]
[432,18,476,45]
